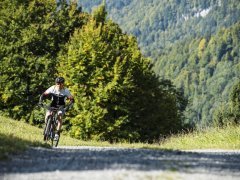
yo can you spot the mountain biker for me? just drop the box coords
[39,77,74,140]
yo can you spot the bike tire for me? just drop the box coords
[52,133,60,147]
[50,127,55,147]
[44,116,52,141]
[50,119,59,147]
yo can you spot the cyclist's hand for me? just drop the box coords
[64,107,69,112]
[38,102,43,107]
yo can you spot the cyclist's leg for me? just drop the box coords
[56,110,65,132]
[43,110,51,135]
[54,110,64,141]
[45,110,51,124]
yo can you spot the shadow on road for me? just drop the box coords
[0,133,49,160]
[0,146,240,175]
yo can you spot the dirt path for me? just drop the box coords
[0,146,240,180]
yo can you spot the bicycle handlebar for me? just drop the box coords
[38,103,65,111]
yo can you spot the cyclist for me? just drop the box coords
[39,77,74,140]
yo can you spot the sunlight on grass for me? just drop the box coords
[0,115,111,151]
[159,126,240,150]
[1,115,240,160]
[0,116,49,159]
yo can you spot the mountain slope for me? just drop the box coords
[79,0,240,59]
[79,0,240,126]
[154,23,240,126]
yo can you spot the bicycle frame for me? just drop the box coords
[42,105,64,147]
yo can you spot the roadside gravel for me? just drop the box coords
[0,146,240,180]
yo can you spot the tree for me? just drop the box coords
[0,0,85,120]
[0,0,188,142]
[213,80,240,127]
[58,4,187,142]
[229,80,240,123]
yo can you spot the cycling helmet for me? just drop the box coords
[55,77,65,84]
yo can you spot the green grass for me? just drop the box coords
[0,115,114,159]
[0,115,155,159]
[159,126,240,150]
[1,115,240,160]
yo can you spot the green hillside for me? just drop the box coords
[154,23,240,126]
[0,0,239,144]
[79,0,240,127]
[0,115,111,159]
[79,0,240,58]
[1,115,239,160]
[0,0,187,142]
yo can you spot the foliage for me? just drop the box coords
[213,80,240,126]
[58,4,187,142]
[79,0,240,127]
[0,0,86,120]
[154,23,240,127]
[0,1,187,142]
[79,0,240,58]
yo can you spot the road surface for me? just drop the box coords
[0,146,240,180]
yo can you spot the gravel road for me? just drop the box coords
[0,146,240,180]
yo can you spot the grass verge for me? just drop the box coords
[1,115,240,160]
[159,126,240,150]
[0,116,49,160]
[0,116,150,159]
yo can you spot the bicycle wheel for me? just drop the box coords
[50,119,59,147]
[50,127,54,147]
[52,133,60,147]
[43,116,52,141]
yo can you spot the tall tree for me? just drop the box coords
[0,0,85,120]
[58,4,187,142]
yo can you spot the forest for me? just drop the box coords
[0,0,239,143]
[0,0,187,142]
[79,0,240,128]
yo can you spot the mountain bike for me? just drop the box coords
[41,104,65,147]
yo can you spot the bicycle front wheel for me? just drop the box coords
[43,116,52,141]
[52,133,60,147]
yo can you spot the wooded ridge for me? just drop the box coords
[80,0,240,127]
[0,0,187,142]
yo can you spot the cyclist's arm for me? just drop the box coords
[39,92,50,103]
[64,88,74,110]
[39,86,54,103]
[66,95,74,110]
